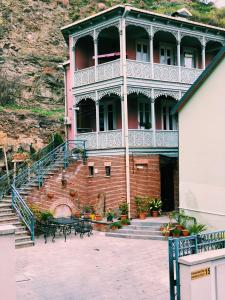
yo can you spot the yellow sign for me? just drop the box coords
[191,267,210,280]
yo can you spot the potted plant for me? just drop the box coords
[182,228,190,236]
[47,191,54,199]
[172,228,181,238]
[110,221,122,230]
[121,219,130,226]
[188,223,207,236]
[106,210,114,222]
[83,205,92,219]
[135,196,148,219]
[69,189,77,197]
[119,202,128,220]
[149,198,162,217]
[95,214,102,221]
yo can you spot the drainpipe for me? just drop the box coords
[63,65,68,141]
[122,6,131,219]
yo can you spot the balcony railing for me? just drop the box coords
[76,129,178,149]
[74,59,203,87]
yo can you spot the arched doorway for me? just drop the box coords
[76,98,96,133]
[180,36,202,69]
[75,35,94,70]
[206,40,223,67]
[155,96,178,131]
[153,31,177,65]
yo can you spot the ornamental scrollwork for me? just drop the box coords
[154,89,180,101]
[180,32,203,45]
[127,87,151,99]
[125,21,151,37]
[75,92,96,105]
[95,22,120,39]
[153,26,178,41]
[98,87,121,100]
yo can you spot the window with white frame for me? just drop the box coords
[138,99,151,129]
[99,102,116,131]
[161,104,177,130]
[136,40,149,62]
[183,49,196,68]
[160,46,174,65]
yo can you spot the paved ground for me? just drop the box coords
[16,231,169,300]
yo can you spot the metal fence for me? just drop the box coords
[168,230,225,300]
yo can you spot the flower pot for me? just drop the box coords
[182,229,190,237]
[173,234,180,238]
[151,211,158,217]
[74,212,81,218]
[47,192,54,199]
[69,190,76,197]
[95,214,102,221]
[176,224,183,231]
[107,215,113,222]
[84,213,91,219]
[164,231,170,239]
[139,212,147,220]
[111,226,117,230]
[121,214,127,221]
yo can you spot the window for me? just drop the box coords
[99,102,116,131]
[138,99,151,129]
[136,40,149,62]
[160,46,174,65]
[88,166,94,177]
[183,51,195,68]
[161,104,177,130]
[105,166,111,177]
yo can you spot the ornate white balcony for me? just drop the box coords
[74,59,203,87]
[76,130,178,150]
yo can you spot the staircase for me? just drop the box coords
[106,220,165,241]
[0,196,34,248]
[0,140,86,248]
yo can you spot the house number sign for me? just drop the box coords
[191,267,211,280]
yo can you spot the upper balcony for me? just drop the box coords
[72,25,224,88]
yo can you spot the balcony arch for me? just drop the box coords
[180,36,202,69]
[153,31,177,65]
[97,26,120,64]
[76,98,96,133]
[126,25,150,61]
[75,35,94,70]
[154,95,178,131]
[205,40,224,67]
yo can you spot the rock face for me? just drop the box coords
[0,109,64,150]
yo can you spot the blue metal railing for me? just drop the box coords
[11,185,35,241]
[168,230,225,300]
[7,140,86,243]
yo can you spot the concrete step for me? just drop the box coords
[15,226,27,232]
[131,221,166,226]
[15,240,34,249]
[106,232,165,241]
[0,199,11,204]
[118,229,162,236]
[0,216,20,224]
[15,230,29,236]
[15,235,32,243]
[128,225,161,231]
[0,212,16,218]
[0,203,12,209]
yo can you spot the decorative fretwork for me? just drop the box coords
[154,64,179,82]
[127,60,152,80]
[125,21,151,37]
[205,36,224,46]
[76,132,98,149]
[153,26,178,41]
[74,66,95,87]
[127,86,151,99]
[154,89,180,101]
[96,21,120,39]
[155,130,178,147]
[97,59,121,82]
[128,130,154,147]
[98,87,121,100]
[180,32,203,45]
[75,93,96,105]
[98,130,123,149]
[181,66,202,84]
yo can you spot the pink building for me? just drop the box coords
[61,5,225,216]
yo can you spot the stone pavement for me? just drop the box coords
[16,231,169,300]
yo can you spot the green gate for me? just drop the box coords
[168,230,225,300]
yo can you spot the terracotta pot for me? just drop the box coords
[182,229,190,237]
[111,226,117,230]
[173,234,180,238]
[47,192,54,199]
[164,232,170,239]
[69,190,76,197]
[95,214,102,221]
[121,214,127,221]
[139,212,146,220]
[176,224,183,231]
[151,211,158,217]
[74,212,81,218]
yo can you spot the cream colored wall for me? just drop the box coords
[179,57,225,230]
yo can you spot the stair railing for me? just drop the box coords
[11,185,35,241]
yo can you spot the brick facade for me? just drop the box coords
[26,153,177,217]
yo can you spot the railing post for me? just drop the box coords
[175,238,181,300]
[31,217,35,242]
[63,142,68,169]
[168,238,176,300]
[38,161,43,189]
[11,187,15,207]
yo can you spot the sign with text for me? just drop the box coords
[191,267,211,280]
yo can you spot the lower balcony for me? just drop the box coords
[76,130,178,150]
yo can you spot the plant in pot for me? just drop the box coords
[172,228,181,238]
[106,209,114,222]
[188,223,207,236]
[135,196,148,219]
[149,198,162,217]
[83,205,92,219]
[110,221,122,230]
[121,219,131,226]
[119,202,128,221]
